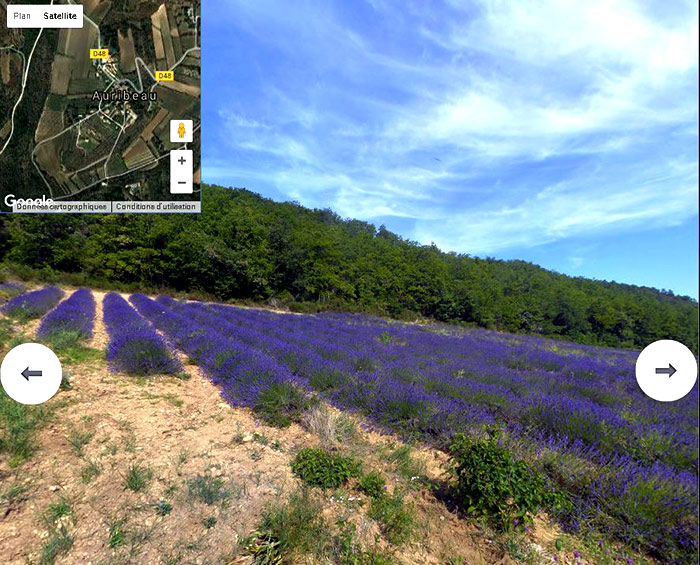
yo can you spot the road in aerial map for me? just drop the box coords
[0,0,201,213]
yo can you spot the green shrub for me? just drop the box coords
[291,448,361,489]
[358,471,386,499]
[447,430,569,530]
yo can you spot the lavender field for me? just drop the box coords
[4,286,697,562]
[123,294,697,563]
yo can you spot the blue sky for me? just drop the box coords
[202,0,699,298]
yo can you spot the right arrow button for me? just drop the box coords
[655,363,676,378]
[636,340,697,402]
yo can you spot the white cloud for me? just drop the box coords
[205,0,698,257]
[413,177,698,253]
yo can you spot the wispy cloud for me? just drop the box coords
[203,0,698,261]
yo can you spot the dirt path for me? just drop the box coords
[0,290,313,564]
[0,290,527,564]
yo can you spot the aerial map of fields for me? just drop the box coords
[0,0,200,210]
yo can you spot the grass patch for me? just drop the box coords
[59,345,103,366]
[246,489,331,563]
[1,481,31,504]
[387,444,426,482]
[367,491,415,545]
[40,526,73,564]
[42,331,103,365]
[43,329,84,351]
[43,496,72,523]
[80,460,101,483]
[67,429,93,457]
[0,389,50,466]
[108,518,126,548]
[291,448,361,490]
[335,518,395,565]
[358,471,387,499]
[253,382,311,428]
[302,404,357,446]
[144,391,184,408]
[186,474,233,505]
[0,318,13,348]
[124,463,153,492]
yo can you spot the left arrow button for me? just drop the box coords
[1,344,62,405]
[21,367,43,380]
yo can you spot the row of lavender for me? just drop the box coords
[37,288,96,340]
[125,295,696,562]
[1,286,64,319]
[102,293,182,375]
[1,286,97,341]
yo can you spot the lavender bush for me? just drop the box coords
[37,288,95,341]
[1,286,64,319]
[102,293,181,376]
[132,295,697,562]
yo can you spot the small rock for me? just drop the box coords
[49,485,61,491]
[242,435,253,443]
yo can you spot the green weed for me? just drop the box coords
[291,448,361,489]
[124,463,153,492]
[80,460,101,483]
[367,492,414,545]
[187,474,232,505]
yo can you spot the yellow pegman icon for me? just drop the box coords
[177,122,186,138]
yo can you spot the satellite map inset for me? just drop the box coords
[0,0,200,212]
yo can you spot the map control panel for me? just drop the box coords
[1,1,201,213]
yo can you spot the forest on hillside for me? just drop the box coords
[0,184,697,352]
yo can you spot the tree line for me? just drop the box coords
[0,184,697,352]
